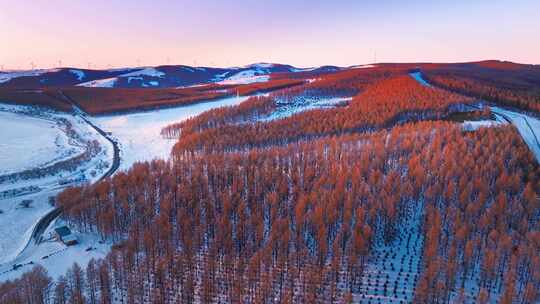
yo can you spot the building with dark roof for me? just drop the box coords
[54,226,78,246]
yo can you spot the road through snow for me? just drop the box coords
[490,107,540,163]
[409,72,540,164]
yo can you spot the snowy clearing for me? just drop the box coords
[0,103,114,271]
[0,111,84,175]
[217,70,270,85]
[0,218,111,281]
[91,95,249,171]
[408,71,539,164]
[261,96,351,121]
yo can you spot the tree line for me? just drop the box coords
[2,122,537,303]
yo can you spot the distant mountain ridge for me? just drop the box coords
[0,63,342,89]
[1,60,536,89]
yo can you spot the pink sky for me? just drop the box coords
[1,0,539,69]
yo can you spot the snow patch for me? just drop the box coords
[0,111,83,175]
[217,70,270,85]
[247,63,274,69]
[69,69,85,81]
[349,64,377,69]
[0,218,111,281]
[120,67,165,78]
[262,96,351,121]
[462,120,503,131]
[409,72,432,87]
[290,66,319,72]
[0,103,114,268]
[77,77,118,88]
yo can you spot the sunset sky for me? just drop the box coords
[1,0,539,69]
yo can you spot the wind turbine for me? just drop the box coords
[30,62,35,70]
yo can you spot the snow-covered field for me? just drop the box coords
[0,96,255,281]
[0,103,114,280]
[91,96,249,171]
[0,217,111,281]
[0,111,84,175]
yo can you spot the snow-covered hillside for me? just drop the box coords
[0,69,60,84]
[0,63,342,89]
[217,70,270,85]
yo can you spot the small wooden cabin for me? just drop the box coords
[54,226,78,246]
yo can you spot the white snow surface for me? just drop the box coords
[290,66,320,72]
[462,119,504,131]
[217,70,270,85]
[76,68,164,87]
[0,218,111,281]
[0,103,114,270]
[0,69,60,84]
[350,64,378,69]
[261,96,351,121]
[69,69,85,81]
[246,63,274,69]
[120,67,165,78]
[77,77,117,88]
[0,111,84,175]
[91,95,249,171]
